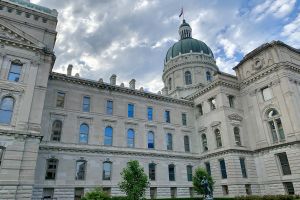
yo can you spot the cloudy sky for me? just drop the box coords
[32,0,300,92]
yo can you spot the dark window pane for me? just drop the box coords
[219,159,227,179]
[168,165,175,181]
[184,136,190,152]
[165,110,170,123]
[75,160,86,180]
[106,100,113,115]
[149,163,156,181]
[240,158,247,178]
[182,113,187,126]
[148,131,154,149]
[187,165,193,181]
[166,133,173,150]
[103,162,112,180]
[277,152,291,175]
[56,92,65,108]
[82,96,90,112]
[205,162,211,176]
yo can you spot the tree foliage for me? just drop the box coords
[192,167,214,196]
[81,188,110,200]
[118,160,149,200]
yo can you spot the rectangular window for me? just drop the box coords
[45,159,58,180]
[147,107,153,121]
[228,95,235,108]
[219,159,227,179]
[56,92,65,108]
[222,185,229,195]
[82,96,90,112]
[187,165,193,182]
[8,63,22,82]
[277,152,291,175]
[150,187,157,199]
[43,188,54,199]
[245,184,252,195]
[106,100,113,115]
[165,110,170,123]
[0,147,4,167]
[262,87,273,101]
[189,187,194,198]
[74,188,84,200]
[168,165,175,181]
[75,160,86,180]
[205,162,211,176]
[182,113,187,126]
[128,104,134,118]
[103,188,111,196]
[170,187,177,198]
[166,133,173,150]
[149,163,156,181]
[103,162,112,180]
[197,104,203,116]
[240,157,247,178]
[184,136,190,152]
[283,182,295,195]
[208,97,216,110]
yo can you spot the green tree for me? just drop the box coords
[81,188,110,200]
[192,167,214,196]
[118,160,149,200]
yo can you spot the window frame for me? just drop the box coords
[56,91,65,108]
[0,96,15,125]
[228,95,235,108]
[51,120,63,142]
[184,135,190,152]
[147,107,153,121]
[102,161,112,180]
[45,158,58,180]
[219,159,227,179]
[166,133,173,150]
[184,71,192,85]
[0,146,5,167]
[104,126,113,146]
[208,97,216,110]
[79,123,89,144]
[82,96,91,112]
[128,103,134,118]
[277,152,291,175]
[75,160,87,180]
[182,113,187,126]
[149,163,156,181]
[186,165,193,182]
[202,133,208,152]
[215,129,222,148]
[106,100,113,115]
[168,164,176,181]
[127,129,135,148]
[205,162,211,176]
[8,62,22,82]
[147,131,155,149]
[164,110,170,123]
[239,157,247,178]
[234,127,242,146]
[266,108,285,143]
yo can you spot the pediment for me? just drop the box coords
[228,113,243,121]
[210,121,221,127]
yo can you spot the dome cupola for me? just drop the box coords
[179,19,192,39]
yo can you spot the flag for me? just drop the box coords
[179,8,183,17]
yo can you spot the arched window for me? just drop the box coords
[184,135,190,152]
[266,108,285,143]
[168,164,175,181]
[104,126,113,146]
[206,71,212,82]
[79,123,89,144]
[234,127,241,146]
[75,160,87,180]
[45,158,58,180]
[185,71,192,85]
[127,129,135,148]
[215,129,222,147]
[0,96,14,124]
[148,131,155,149]
[166,133,173,150]
[51,120,62,142]
[202,134,208,152]
[103,161,112,180]
[149,163,156,181]
[168,77,172,90]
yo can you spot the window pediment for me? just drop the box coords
[228,114,243,122]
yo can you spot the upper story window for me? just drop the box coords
[128,104,134,118]
[186,165,193,181]
[182,113,187,126]
[266,108,285,143]
[206,71,212,82]
[166,133,173,150]
[0,146,5,167]
[75,160,87,180]
[127,129,135,148]
[56,92,65,108]
[239,157,247,178]
[0,96,14,124]
[205,162,211,176]
[165,110,170,123]
[45,158,58,180]
[185,71,192,85]
[234,127,241,146]
[104,126,113,146]
[82,96,90,112]
[79,123,89,144]
[103,161,112,180]
[215,129,222,148]
[148,131,155,149]
[228,95,235,108]
[168,164,175,181]
[184,135,190,152]
[202,134,208,152]
[262,87,273,101]
[197,104,203,116]
[8,62,22,82]
[106,100,113,115]
[147,107,153,121]
[149,163,156,181]
[168,78,172,90]
[51,120,62,142]
[208,97,216,110]
[219,159,227,179]
[277,152,291,175]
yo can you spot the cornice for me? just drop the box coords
[0,129,43,140]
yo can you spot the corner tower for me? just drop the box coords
[162,19,218,98]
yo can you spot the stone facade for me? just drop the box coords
[0,1,299,200]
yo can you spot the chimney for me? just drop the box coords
[67,64,73,76]
[110,74,116,85]
[129,79,136,89]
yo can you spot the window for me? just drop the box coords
[82,96,90,112]
[103,162,112,180]
[168,78,172,90]
[228,95,235,108]
[197,104,203,116]
[128,104,134,118]
[0,147,5,167]
[277,152,291,175]
[51,120,62,142]
[103,188,111,196]
[205,162,211,176]
[208,97,216,110]
[104,126,113,146]
[42,188,54,199]
[189,187,194,197]
[219,159,227,179]
[74,188,84,200]
[245,184,252,195]
[8,62,22,82]
[262,87,273,101]
[0,97,14,124]
[222,185,229,195]
[283,182,295,195]
[215,129,222,148]
[147,107,153,121]
[240,157,247,178]
[234,127,241,146]
[185,71,192,85]
[150,187,157,199]
[170,187,177,198]
[149,163,156,181]
[165,110,170,123]
[166,133,173,150]
[184,136,190,152]
[148,131,155,149]
[202,134,208,152]
[267,108,285,143]
[56,92,65,108]
[182,113,187,126]
[75,160,86,180]
[187,165,193,181]
[79,124,89,144]
[127,129,135,148]
[168,164,175,181]
[45,158,58,180]
[106,100,113,115]
[206,71,212,82]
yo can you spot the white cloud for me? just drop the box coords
[281,14,300,47]
[218,38,237,58]
[216,57,239,74]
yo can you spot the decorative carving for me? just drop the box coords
[252,57,264,70]
[198,126,207,133]
[210,121,221,127]
[228,113,243,121]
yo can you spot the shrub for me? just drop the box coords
[81,188,110,200]
[192,167,214,196]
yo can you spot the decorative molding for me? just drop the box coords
[198,126,207,133]
[77,116,93,120]
[228,113,243,121]
[210,121,221,127]
[102,118,117,123]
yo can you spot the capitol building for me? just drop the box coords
[0,0,300,199]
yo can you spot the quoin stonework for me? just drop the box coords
[0,0,300,199]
